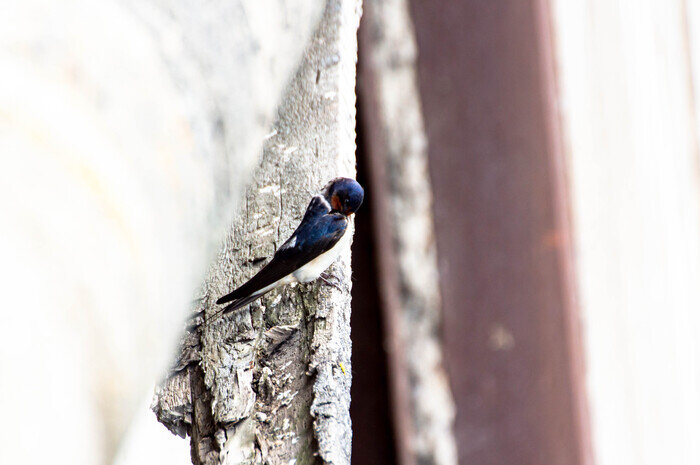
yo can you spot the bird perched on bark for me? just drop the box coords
[214,177,364,316]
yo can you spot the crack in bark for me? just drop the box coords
[189,364,220,465]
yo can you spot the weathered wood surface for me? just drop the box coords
[154,1,362,463]
[554,1,700,464]
[407,0,591,463]
[358,0,457,463]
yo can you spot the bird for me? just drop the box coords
[214,177,364,316]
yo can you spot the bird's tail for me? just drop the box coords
[187,290,270,329]
[200,290,269,325]
[221,292,266,314]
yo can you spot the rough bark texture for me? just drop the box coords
[154,1,362,464]
[359,0,458,464]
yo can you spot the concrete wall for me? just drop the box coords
[0,1,327,463]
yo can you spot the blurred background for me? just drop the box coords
[2,0,700,464]
[352,1,700,464]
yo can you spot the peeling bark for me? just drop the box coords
[154,1,362,463]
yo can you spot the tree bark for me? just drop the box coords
[154,1,362,464]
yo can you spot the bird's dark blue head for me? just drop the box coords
[324,177,364,216]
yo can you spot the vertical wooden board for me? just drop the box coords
[553,1,700,464]
[407,1,591,464]
[358,0,458,463]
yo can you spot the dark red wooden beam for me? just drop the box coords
[405,1,593,463]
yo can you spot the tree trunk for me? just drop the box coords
[153,1,362,464]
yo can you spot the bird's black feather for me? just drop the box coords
[215,196,347,308]
[219,292,267,314]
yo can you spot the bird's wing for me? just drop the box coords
[216,204,347,306]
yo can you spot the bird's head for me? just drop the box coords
[324,177,364,216]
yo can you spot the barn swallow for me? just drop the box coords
[215,177,364,315]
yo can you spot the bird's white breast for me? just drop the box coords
[292,231,348,283]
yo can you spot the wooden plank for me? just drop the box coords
[357,0,458,463]
[553,1,700,464]
[407,1,593,463]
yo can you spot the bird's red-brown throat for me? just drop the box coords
[325,177,364,216]
[331,193,343,213]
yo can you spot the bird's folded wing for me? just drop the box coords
[215,212,347,305]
